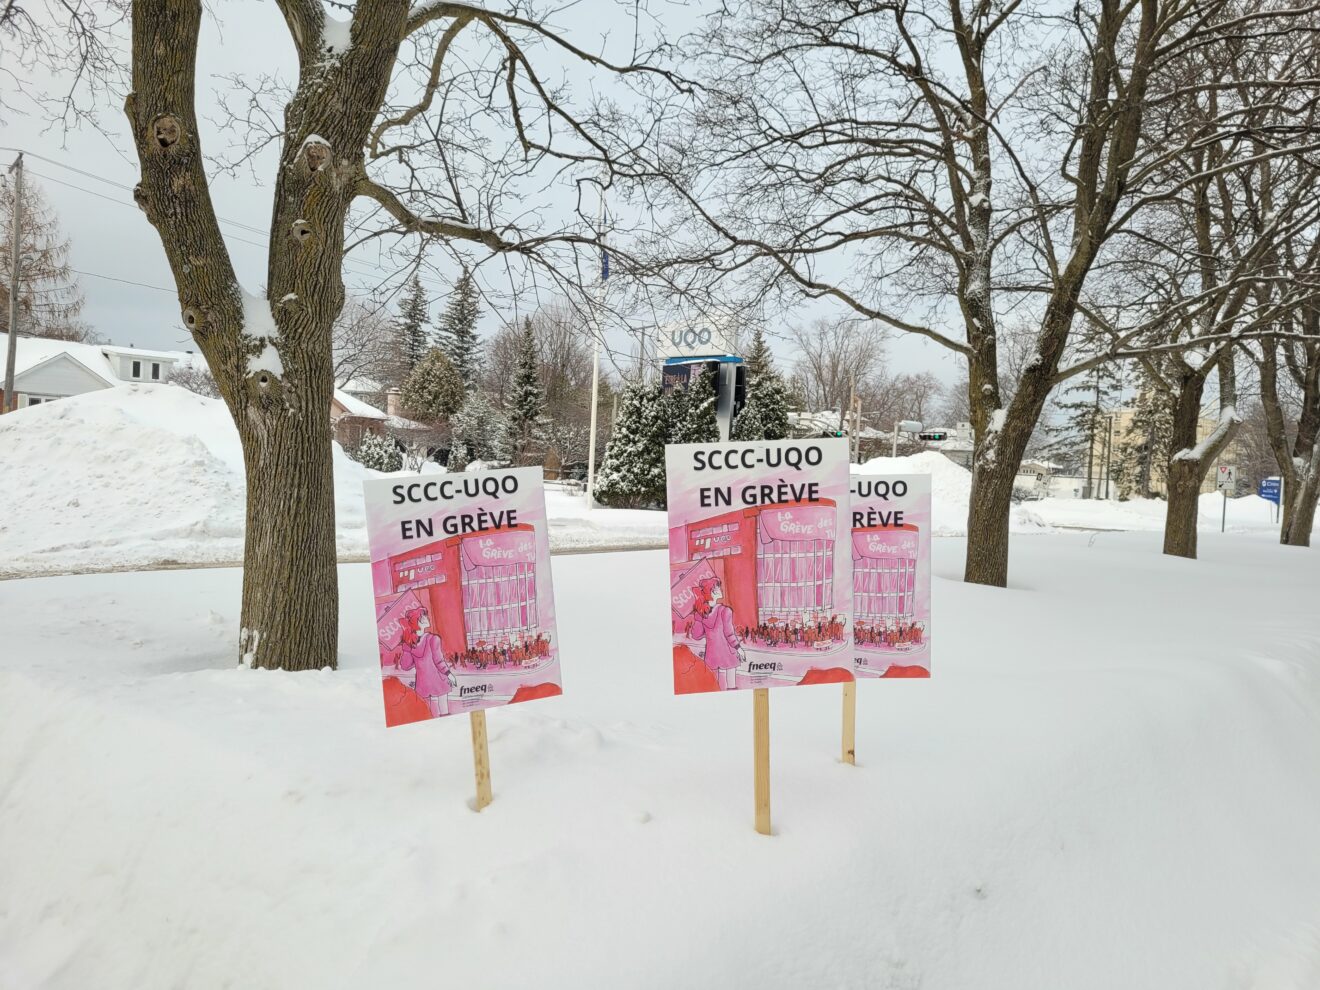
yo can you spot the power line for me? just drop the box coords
[69,268,177,294]
[10,146,434,288]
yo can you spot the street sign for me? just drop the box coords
[1258,477,1282,504]
[1216,465,1236,493]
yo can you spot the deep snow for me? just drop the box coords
[0,385,665,577]
[4,533,1320,988]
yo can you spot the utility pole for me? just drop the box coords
[3,152,22,414]
[584,178,606,510]
[847,376,857,462]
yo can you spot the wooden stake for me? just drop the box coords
[470,709,493,811]
[753,688,771,835]
[841,681,857,765]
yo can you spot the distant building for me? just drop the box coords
[0,334,196,408]
[1,333,422,447]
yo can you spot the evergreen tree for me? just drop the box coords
[448,392,507,471]
[1115,374,1174,499]
[352,432,403,472]
[1042,363,1121,493]
[435,267,482,391]
[400,347,465,423]
[732,325,790,441]
[664,366,720,443]
[501,317,545,465]
[395,276,431,371]
[594,379,667,508]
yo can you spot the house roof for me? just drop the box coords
[0,333,121,387]
[100,344,194,363]
[332,387,389,420]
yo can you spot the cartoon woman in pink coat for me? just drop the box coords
[687,577,745,690]
[396,606,456,717]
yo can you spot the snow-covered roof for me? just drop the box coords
[338,376,393,394]
[0,333,120,386]
[332,388,388,420]
[100,344,194,363]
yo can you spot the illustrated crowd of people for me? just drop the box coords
[449,632,553,671]
[390,605,553,716]
[854,618,926,650]
[738,613,847,650]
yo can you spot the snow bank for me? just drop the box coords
[3,535,1320,986]
[855,450,1045,535]
[0,384,373,575]
[0,385,666,577]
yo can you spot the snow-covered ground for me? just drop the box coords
[4,532,1320,988]
[857,451,1299,537]
[0,386,665,578]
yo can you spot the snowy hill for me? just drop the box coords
[0,385,666,577]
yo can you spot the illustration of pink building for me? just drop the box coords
[669,500,840,629]
[852,524,919,627]
[375,525,540,654]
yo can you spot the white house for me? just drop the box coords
[99,344,192,385]
[0,334,125,408]
[1,333,419,447]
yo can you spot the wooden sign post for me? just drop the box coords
[753,688,771,835]
[470,710,493,811]
[841,681,857,765]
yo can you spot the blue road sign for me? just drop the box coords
[1259,477,1282,504]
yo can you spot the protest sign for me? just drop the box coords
[665,438,854,695]
[364,466,562,808]
[850,474,932,678]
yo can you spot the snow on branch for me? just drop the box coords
[1171,406,1242,463]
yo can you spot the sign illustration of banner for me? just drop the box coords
[850,474,932,678]
[363,466,563,728]
[665,438,854,695]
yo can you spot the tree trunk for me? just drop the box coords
[1283,460,1319,547]
[1285,483,1317,546]
[964,461,1016,586]
[1162,458,1202,558]
[236,347,339,670]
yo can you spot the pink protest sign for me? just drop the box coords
[665,438,854,694]
[850,474,932,678]
[362,466,562,728]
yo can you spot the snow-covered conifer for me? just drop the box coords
[501,317,545,465]
[395,276,431,371]
[353,431,403,472]
[594,379,666,508]
[435,268,482,391]
[401,347,465,423]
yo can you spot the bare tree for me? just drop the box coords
[639,0,1320,585]
[169,362,221,397]
[1254,299,1320,546]
[0,174,88,340]
[331,295,396,387]
[0,0,126,125]
[789,317,886,415]
[124,0,685,670]
[1066,21,1320,557]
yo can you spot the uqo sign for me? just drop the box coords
[657,322,737,360]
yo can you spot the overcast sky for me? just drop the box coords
[2,0,960,387]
